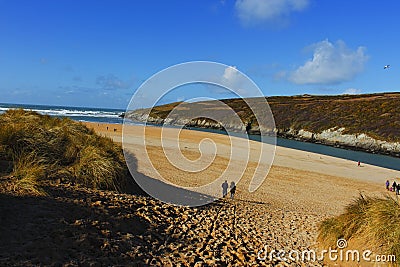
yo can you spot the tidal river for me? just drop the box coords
[184,126,400,171]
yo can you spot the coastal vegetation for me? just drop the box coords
[318,194,400,264]
[0,109,131,196]
[267,93,400,142]
[130,92,400,142]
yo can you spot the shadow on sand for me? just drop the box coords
[0,188,151,265]
[233,198,268,205]
[124,151,217,207]
[0,152,222,265]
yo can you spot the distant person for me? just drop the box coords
[222,180,228,198]
[357,161,361,167]
[386,180,390,190]
[393,181,397,193]
[397,183,400,195]
[230,182,236,200]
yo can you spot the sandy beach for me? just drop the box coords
[88,122,399,215]
[77,122,399,265]
[2,120,398,266]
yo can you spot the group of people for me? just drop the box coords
[386,179,400,195]
[222,180,236,199]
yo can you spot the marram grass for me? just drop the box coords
[318,194,400,264]
[0,109,130,195]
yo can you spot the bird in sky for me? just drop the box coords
[384,65,391,69]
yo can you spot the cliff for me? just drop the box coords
[126,93,400,156]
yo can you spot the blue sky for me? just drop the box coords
[0,0,399,109]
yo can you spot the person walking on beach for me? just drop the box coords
[386,180,390,190]
[222,180,228,198]
[397,183,400,195]
[393,181,397,193]
[357,161,361,167]
[230,182,236,200]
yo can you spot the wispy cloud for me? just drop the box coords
[289,40,368,85]
[176,96,185,102]
[343,88,362,95]
[58,85,93,93]
[96,74,130,90]
[235,0,310,26]
[210,0,226,13]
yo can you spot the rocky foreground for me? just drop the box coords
[0,184,325,266]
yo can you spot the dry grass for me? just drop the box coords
[0,109,130,195]
[318,194,400,264]
[132,92,400,142]
[9,152,47,195]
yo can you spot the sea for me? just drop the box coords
[0,103,125,124]
[1,102,400,171]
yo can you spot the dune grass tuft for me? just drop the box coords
[10,152,47,195]
[318,193,400,264]
[0,109,131,195]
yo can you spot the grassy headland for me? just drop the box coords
[129,92,400,142]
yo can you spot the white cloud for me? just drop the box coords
[222,66,239,82]
[221,66,249,95]
[343,88,362,95]
[200,66,250,97]
[290,40,368,85]
[235,0,309,25]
